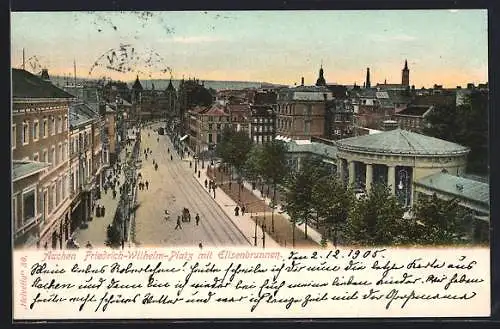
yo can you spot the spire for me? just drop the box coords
[365,67,371,88]
[404,59,408,70]
[315,63,326,86]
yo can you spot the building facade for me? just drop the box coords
[12,68,76,249]
[276,85,333,140]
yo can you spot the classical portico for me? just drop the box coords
[336,129,470,207]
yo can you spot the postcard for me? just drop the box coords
[10,10,490,320]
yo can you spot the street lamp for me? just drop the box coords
[398,168,409,208]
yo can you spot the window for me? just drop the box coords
[43,149,48,163]
[208,123,213,130]
[22,121,29,145]
[22,188,36,225]
[12,196,17,229]
[208,133,213,143]
[11,124,16,149]
[64,115,68,131]
[56,179,61,206]
[62,175,67,200]
[33,120,39,141]
[57,116,62,133]
[216,124,221,130]
[51,117,56,135]
[51,146,56,166]
[51,184,56,212]
[33,153,39,161]
[208,116,213,122]
[43,118,48,138]
[63,140,68,161]
[58,143,63,163]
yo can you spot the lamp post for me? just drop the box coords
[397,168,409,208]
[261,221,266,249]
[253,216,258,247]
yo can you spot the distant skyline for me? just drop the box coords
[11,10,488,88]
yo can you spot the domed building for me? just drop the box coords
[335,128,470,207]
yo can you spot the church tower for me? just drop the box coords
[402,60,410,87]
[315,64,326,86]
[365,68,371,88]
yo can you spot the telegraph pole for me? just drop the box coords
[22,48,25,70]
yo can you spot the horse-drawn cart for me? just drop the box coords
[182,207,191,222]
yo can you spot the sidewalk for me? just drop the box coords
[240,180,335,248]
[74,148,132,247]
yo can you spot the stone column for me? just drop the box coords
[388,166,395,195]
[365,163,373,192]
[348,161,355,186]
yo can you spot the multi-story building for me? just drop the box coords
[249,90,277,144]
[392,105,434,133]
[276,84,333,140]
[325,99,354,140]
[188,104,231,154]
[227,103,251,134]
[249,105,276,144]
[69,103,96,233]
[12,68,76,249]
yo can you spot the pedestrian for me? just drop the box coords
[198,170,201,178]
[234,206,240,216]
[145,181,149,190]
[86,241,92,249]
[189,161,192,168]
[175,216,182,230]
[241,205,246,216]
[113,190,117,199]
[195,213,200,226]
[199,242,203,249]
[170,155,173,160]
[229,180,232,189]
[167,148,170,153]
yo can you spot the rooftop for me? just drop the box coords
[415,171,490,207]
[70,103,98,127]
[12,69,75,99]
[12,160,49,182]
[336,128,469,156]
[395,105,433,116]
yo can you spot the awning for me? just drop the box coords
[180,135,189,141]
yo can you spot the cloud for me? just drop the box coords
[371,34,417,42]
[169,36,224,44]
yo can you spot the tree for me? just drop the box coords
[216,128,253,199]
[283,156,329,245]
[455,91,489,174]
[423,90,488,175]
[405,193,471,245]
[312,175,355,247]
[259,140,289,232]
[422,103,458,142]
[344,183,405,246]
[243,144,264,188]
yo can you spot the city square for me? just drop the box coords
[11,10,489,250]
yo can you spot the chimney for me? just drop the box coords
[301,77,304,86]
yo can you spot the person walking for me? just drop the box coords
[198,242,203,249]
[195,213,200,226]
[145,181,149,190]
[170,155,173,161]
[175,216,182,230]
[234,206,240,216]
[204,179,208,189]
[241,205,246,216]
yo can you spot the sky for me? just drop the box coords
[11,10,488,88]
